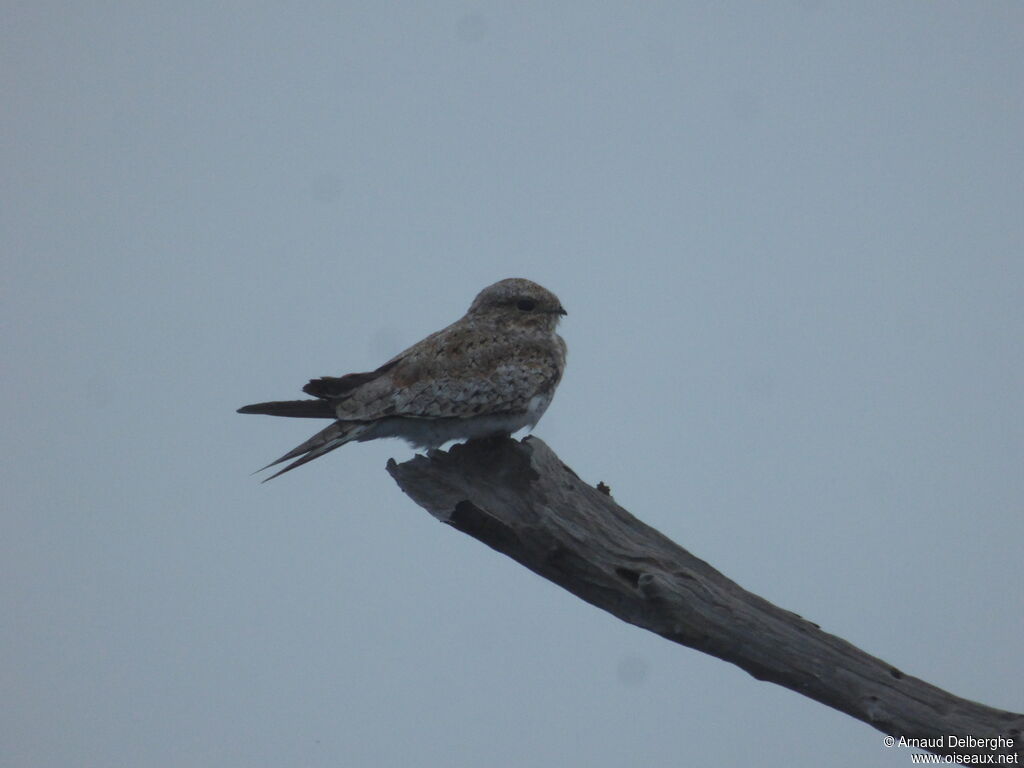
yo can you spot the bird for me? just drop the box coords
[238,278,568,481]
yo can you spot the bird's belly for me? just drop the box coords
[364,408,545,450]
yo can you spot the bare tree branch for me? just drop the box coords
[387,436,1022,761]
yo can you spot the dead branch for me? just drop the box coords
[387,436,1022,760]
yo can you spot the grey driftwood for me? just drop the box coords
[387,436,1022,760]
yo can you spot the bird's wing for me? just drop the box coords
[302,357,401,399]
[300,321,456,402]
[333,336,564,421]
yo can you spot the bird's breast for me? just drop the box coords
[525,392,554,428]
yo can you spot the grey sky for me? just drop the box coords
[3,3,1022,766]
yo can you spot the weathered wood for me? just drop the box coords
[387,436,1022,760]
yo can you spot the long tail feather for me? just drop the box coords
[256,423,343,471]
[257,421,371,482]
[237,399,335,418]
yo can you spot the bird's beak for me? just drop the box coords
[556,306,568,316]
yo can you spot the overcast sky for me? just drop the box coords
[3,3,1022,766]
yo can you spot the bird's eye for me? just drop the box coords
[517,299,536,312]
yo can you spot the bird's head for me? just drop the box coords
[467,278,567,332]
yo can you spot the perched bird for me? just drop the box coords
[238,278,568,481]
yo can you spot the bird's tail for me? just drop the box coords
[237,399,335,418]
[256,421,372,482]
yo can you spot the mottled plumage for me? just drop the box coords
[238,278,567,481]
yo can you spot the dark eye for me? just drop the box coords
[517,299,536,312]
